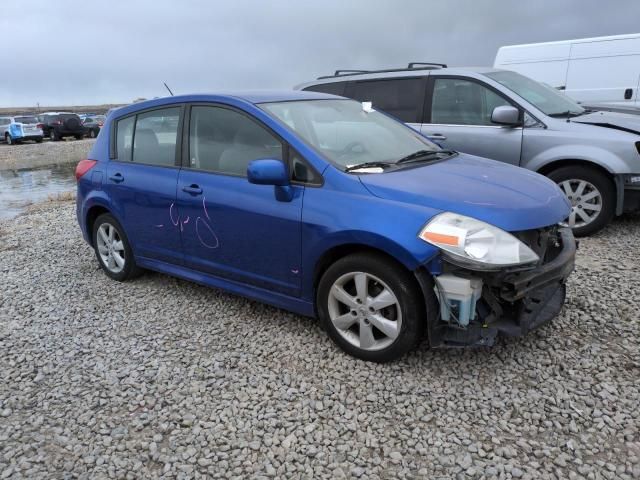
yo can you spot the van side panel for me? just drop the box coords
[565,38,640,106]
[494,43,570,90]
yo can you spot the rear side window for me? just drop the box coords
[303,82,347,96]
[351,78,424,123]
[132,108,180,166]
[115,116,135,161]
[188,105,283,176]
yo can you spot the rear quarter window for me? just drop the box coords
[303,82,347,96]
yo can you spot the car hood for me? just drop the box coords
[573,110,640,135]
[359,154,570,231]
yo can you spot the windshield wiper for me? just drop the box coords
[548,110,584,119]
[396,149,457,165]
[344,161,396,172]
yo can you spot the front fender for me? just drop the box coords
[523,144,630,175]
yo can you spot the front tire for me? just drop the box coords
[49,130,59,141]
[5,133,12,145]
[548,166,615,237]
[92,213,142,281]
[317,253,426,362]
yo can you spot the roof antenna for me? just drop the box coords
[163,82,174,96]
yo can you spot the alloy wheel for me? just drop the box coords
[96,223,126,274]
[327,271,402,351]
[558,179,603,229]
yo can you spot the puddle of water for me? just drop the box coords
[0,164,77,220]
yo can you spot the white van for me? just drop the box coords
[494,33,640,112]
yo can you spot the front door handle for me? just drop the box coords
[624,88,633,100]
[182,184,203,195]
[427,134,447,141]
[109,173,124,183]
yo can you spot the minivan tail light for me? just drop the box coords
[75,159,97,181]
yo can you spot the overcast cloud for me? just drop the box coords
[2,0,639,107]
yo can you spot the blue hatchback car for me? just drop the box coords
[76,91,576,362]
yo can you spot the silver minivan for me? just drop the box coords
[296,65,640,236]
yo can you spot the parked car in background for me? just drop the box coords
[0,115,44,144]
[40,112,86,141]
[494,33,640,113]
[297,64,640,236]
[83,115,106,138]
[76,92,575,362]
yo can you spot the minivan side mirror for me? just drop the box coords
[247,159,289,186]
[491,106,521,126]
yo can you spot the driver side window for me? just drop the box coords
[431,78,511,126]
[189,106,283,176]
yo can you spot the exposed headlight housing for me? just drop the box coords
[419,212,539,270]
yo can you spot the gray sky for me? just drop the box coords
[2,0,639,107]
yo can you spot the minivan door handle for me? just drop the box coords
[182,184,203,195]
[624,88,633,100]
[109,173,124,183]
[427,134,447,141]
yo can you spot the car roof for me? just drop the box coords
[294,66,504,89]
[111,90,341,117]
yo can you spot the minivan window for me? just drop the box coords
[485,70,585,117]
[351,78,423,123]
[262,99,438,169]
[132,107,180,167]
[189,105,283,176]
[431,78,512,126]
[303,82,347,96]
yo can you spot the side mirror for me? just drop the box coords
[247,159,289,186]
[491,105,521,126]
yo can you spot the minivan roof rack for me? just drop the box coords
[317,62,447,80]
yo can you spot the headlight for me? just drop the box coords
[419,212,539,270]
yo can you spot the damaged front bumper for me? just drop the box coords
[419,226,577,347]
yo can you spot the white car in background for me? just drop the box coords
[494,33,640,114]
[0,115,44,145]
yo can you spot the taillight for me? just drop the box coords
[36,123,43,129]
[75,159,97,181]
[98,123,103,127]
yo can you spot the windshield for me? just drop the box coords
[261,99,438,169]
[485,71,585,117]
[14,116,38,124]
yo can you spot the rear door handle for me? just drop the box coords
[182,184,203,195]
[427,134,447,141]
[109,173,124,183]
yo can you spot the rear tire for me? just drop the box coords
[317,252,426,362]
[92,213,142,281]
[5,133,12,145]
[49,130,59,141]
[548,166,615,237]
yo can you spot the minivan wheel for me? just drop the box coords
[49,130,58,141]
[5,133,12,145]
[548,166,615,237]
[92,213,142,281]
[317,253,426,362]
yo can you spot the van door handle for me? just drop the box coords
[624,88,633,100]
[182,184,203,195]
[427,134,447,141]
[109,173,124,183]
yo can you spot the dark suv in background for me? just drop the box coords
[39,112,86,141]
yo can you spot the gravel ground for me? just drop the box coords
[1,201,639,479]
[0,138,95,171]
